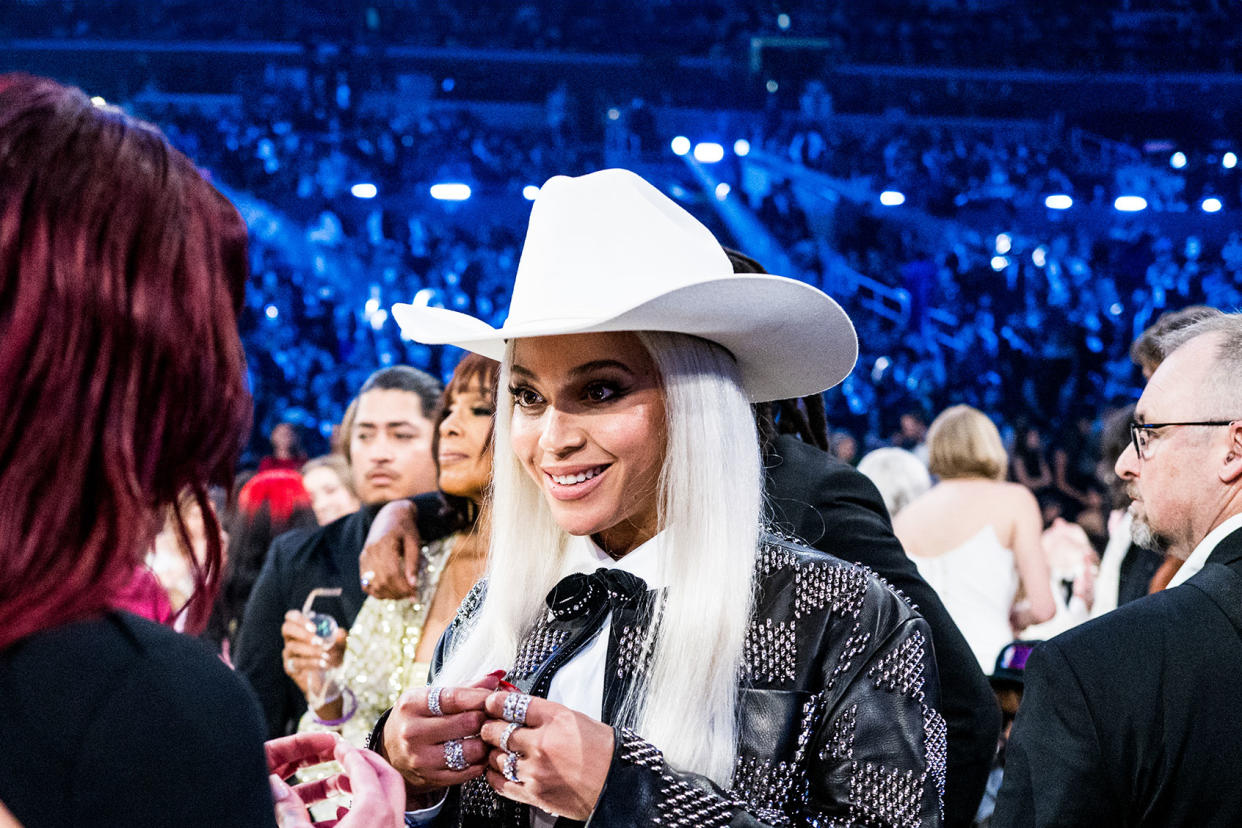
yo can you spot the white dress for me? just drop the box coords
[910,525,1018,673]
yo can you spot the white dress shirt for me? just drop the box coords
[408,532,668,828]
[531,532,667,828]
[1167,511,1242,588]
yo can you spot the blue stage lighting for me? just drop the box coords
[430,183,471,201]
[733,139,751,157]
[1201,197,1223,213]
[1170,151,1187,169]
[1044,194,1073,210]
[1114,195,1148,212]
[715,183,731,201]
[350,183,378,199]
[522,185,540,201]
[1223,152,1237,169]
[879,190,905,206]
[693,142,725,163]
[670,136,691,156]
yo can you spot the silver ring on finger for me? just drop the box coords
[501,692,532,725]
[443,739,468,772]
[499,721,522,753]
[503,750,521,783]
[360,570,375,590]
[427,686,445,716]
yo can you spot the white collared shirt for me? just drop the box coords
[1168,511,1242,588]
[406,533,668,828]
[531,532,667,828]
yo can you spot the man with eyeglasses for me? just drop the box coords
[994,312,1242,827]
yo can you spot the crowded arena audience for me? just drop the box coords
[3,0,1242,824]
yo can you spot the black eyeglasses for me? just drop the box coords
[1129,420,1238,460]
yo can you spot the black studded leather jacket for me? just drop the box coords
[373,532,945,828]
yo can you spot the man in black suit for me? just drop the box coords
[764,431,1000,827]
[995,313,1242,826]
[235,365,442,737]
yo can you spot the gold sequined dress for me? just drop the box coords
[298,533,457,748]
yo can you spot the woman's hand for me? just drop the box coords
[381,680,499,800]
[281,610,347,697]
[266,733,405,827]
[478,692,615,821]
[359,500,422,600]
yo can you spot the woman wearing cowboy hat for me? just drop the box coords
[372,169,945,827]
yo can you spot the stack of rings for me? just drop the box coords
[501,692,531,725]
[500,692,532,783]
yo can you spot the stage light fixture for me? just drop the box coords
[693,142,725,163]
[715,182,731,200]
[1044,194,1073,210]
[264,304,279,320]
[1223,152,1237,169]
[430,183,471,201]
[350,183,378,199]
[995,233,1012,254]
[1201,197,1223,213]
[777,13,791,30]
[990,256,1009,272]
[733,139,751,157]
[671,136,691,156]
[1032,246,1047,267]
[766,80,779,93]
[522,185,540,200]
[1114,195,1148,212]
[879,190,905,206]
[1170,151,1187,169]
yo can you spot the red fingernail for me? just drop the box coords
[497,679,520,692]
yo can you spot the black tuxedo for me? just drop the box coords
[994,524,1242,827]
[764,435,1001,827]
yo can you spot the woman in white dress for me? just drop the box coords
[894,405,1056,673]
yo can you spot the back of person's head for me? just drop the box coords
[0,74,251,647]
[339,365,443,464]
[206,471,316,647]
[927,404,1008,482]
[1099,405,1137,510]
[1130,305,1224,378]
[857,447,932,518]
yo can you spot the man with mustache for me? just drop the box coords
[994,312,1242,827]
[236,366,443,738]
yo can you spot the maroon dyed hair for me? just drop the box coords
[0,75,252,647]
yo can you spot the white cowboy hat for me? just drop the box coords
[391,168,857,402]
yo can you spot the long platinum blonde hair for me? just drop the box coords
[435,331,762,784]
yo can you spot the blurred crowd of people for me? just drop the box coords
[9,0,1241,72]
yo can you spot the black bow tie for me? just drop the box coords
[545,568,649,621]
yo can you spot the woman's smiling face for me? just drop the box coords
[508,332,666,557]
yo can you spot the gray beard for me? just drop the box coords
[1130,516,1172,556]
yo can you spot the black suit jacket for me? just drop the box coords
[764,434,1001,828]
[994,524,1242,827]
